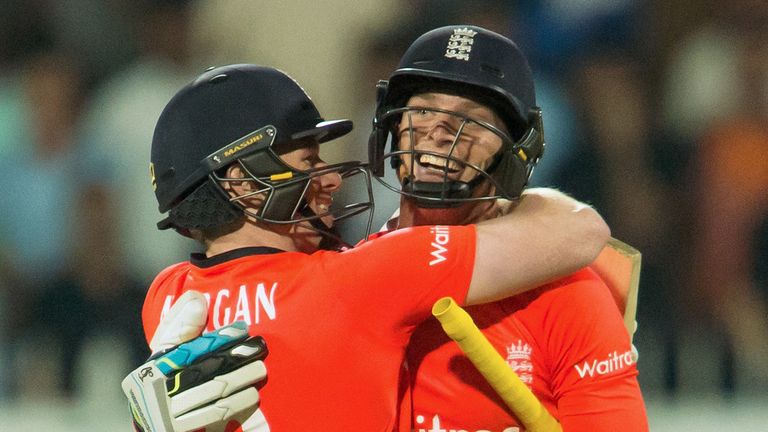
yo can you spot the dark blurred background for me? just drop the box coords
[0,0,765,429]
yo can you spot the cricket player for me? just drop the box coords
[124,63,609,431]
[368,25,649,431]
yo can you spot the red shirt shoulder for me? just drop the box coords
[142,261,191,345]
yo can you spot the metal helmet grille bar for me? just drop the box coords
[211,160,375,249]
[375,106,521,206]
[297,162,376,249]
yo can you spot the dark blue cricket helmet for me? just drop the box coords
[151,64,372,238]
[369,25,545,206]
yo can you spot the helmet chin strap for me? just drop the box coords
[401,174,495,209]
[401,177,470,208]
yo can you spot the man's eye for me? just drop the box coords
[305,155,323,168]
[399,126,425,136]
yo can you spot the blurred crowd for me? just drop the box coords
[0,0,765,418]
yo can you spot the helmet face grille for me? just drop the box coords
[374,106,516,207]
[215,159,375,248]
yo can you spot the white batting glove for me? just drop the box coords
[150,290,210,354]
[122,291,270,432]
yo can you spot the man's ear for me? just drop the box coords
[221,164,266,218]
[222,164,252,194]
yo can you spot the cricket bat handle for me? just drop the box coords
[432,297,562,432]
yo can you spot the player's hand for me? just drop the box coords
[123,291,270,431]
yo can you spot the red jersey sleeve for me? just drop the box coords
[540,268,648,431]
[320,225,475,329]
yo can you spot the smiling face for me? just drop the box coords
[274,139,342,251]
[396,92,508,186]
[276,139,340,222]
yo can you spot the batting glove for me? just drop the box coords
[122,291,269,432]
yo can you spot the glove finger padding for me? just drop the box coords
[174,385,261,432]
[123,321,269,432]
[169,344,268,416]
[150,290,209,354]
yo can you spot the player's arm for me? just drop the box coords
[466,187,610,305]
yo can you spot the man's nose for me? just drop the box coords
[424,120,460,147]
[315,164,342,191]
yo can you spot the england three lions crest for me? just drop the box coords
[506,339,534,385]
[445,27,477,61]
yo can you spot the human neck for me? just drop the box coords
[396,197,481,228]
[205,221,299,257]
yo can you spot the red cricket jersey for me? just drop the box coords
[142,225,475,431]
[404,267,649,432]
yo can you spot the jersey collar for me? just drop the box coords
[190,246,286,268]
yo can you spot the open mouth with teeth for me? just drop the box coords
[413,153,465,180]
[419,153,461,171]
